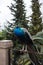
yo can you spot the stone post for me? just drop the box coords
[0,40,13,65]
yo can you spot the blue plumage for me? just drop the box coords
[13,27,25,36]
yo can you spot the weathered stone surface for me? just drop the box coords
[0,40,13,65]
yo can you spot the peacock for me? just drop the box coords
[13,26,42,65]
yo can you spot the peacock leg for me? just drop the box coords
[24,45,27,52]
[20,45,25,52]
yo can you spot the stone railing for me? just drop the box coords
[0,40,13,65]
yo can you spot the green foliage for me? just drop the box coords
[29,0,43,62]
[32,31,43,62]
[8,0,29,28]
[0,31,6,40]
[29,0,42,35]
[4,0,43,64]
[0,32,4,40]
[17,54,31,65]
[5,0,29,65]
[32,31,43,45]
